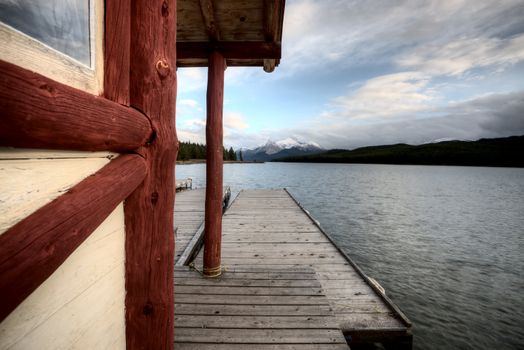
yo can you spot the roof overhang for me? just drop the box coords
[177,0,285,72]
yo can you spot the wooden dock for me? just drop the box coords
[174,187,231,264]
[174,188,206,262]
[174,265,350,349]
[174,189,412,349]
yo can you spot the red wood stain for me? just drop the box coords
[0,60,151,152]
[104,0,131,105]
[203,51,225,276]
[0,155,147,322]
[124,0,178,349]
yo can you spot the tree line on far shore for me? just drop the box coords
[177,141,242,161]
[275,135,524,168]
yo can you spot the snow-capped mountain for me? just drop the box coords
[240,137,324,161]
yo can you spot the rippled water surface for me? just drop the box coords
[176,163,524,349]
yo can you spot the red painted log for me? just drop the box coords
[124,0,178,349]
[177,41,281,60]
[0,154,147,322]
[203,51,225,277]
[104,0,131,104]
[0,60,152,152]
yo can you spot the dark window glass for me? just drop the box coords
[0,0,90,65]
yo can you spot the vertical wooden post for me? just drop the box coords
[124,0,178,349]
[203,51,225,277]
[104,0,130,104]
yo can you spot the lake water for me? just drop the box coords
[176,162,524,350]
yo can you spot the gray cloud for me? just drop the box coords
[184,92,524,150]
[292,91,524,149]
[283,0,524,74]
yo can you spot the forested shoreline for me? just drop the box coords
[177,141,238,161]
[275,135,524,167]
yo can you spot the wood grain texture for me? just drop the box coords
[203,51,225,276]
[174,266,348,349]
[175,189,206,261]
[0,149,116,160]
[263,0,284,72]
[0,154,147,321]
[190,189,411,348]
[175,344,349,350]
[199,0,220,41]
[0,155,112,234]
[0,16,102,94]
[0,204,126,350]
[125,0,178,349]
[175,315,339,329]
[104,0,130,104]
[176,0,285,70]
[177,41,280,59]
[0,60,152,152]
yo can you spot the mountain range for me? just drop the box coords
[240,138,324,161]
[274,135,524,167]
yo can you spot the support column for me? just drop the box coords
[124,0,178,349]
[204,51,225,277]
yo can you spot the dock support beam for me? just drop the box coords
[203,51,225,277]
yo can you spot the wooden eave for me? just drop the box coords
[177,0,285,72]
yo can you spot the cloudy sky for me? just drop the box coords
[176,0,524,150]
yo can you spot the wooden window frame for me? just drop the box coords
[0,0,104,95]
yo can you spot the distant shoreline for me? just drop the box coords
[177,160,264,165]
[273,135,524,168]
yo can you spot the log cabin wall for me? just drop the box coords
[0,157,128,348]
[0,0,132,348]
[0,198,127,349]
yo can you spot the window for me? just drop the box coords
[0,0,103,94]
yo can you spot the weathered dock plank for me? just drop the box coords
[174,266,349,349]
[175,344,350,350]
[175,328,345,343]
[175,315,340,329]
[174,187,231,265]
[174,189,206,261]
[191,189,412,348]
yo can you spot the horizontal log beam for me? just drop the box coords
[177,41,281,60]
[264,0,279,42]
[0,154,147,321]
[264,59,277,73]
[0,60,152,152]
[199,0,220,41]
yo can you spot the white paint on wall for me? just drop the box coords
[0,203,126,350]
[0,148,117,160]
[0,152,113,234]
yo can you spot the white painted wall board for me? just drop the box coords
[0,149,116,160]
[0,156,112,234]
[0,204,126,350]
